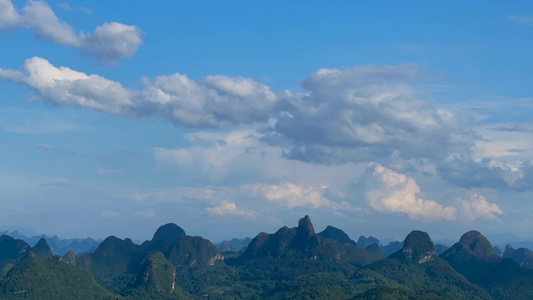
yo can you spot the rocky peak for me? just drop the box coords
[152,223,186,244]
[297,215,315,237]
[62,250,77,265]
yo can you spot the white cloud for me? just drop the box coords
[458,193,503,221]
[0,0,22,31]
[1,58,277,127]
[366,164,457,221]
[23,0,80,46]
[153,129,367,186]
[101,210,120,219]
[2,57,529,192]
[59,3,91,15]
[205,201,256,217]
[134,208,156,218]
[0,0,142,63]
[301,64,419,91]
[2,57,132,113]
[81,22,143,65]
[245,182,331,209]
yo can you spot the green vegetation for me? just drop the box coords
[1,217,533,299]
[0,253,115,299]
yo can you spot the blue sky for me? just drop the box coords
[1,0,533,243]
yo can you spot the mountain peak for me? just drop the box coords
[152,223,186,244]
[297,215,315,236]
[399,230,435,263]
[31,238,53,259]
[318,225,357,246]
[457,230,497,261]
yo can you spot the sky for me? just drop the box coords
[1,0,533,243]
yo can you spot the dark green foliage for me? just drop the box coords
[151,223,186,244]
[359,230,491,299]
[503,245,533,266]
[2,218,533,299]
[479,259,533,300]
[441,230,501,283]
[0,235,30,275]
[352,286,453,300]
[0,253,115,299]
[134,252,175,293]
[240,216,382,266]
[76,236,142,292]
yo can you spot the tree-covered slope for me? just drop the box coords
[0,253,115,299]
[357,230,491,299]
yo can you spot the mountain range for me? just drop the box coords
[1,216,533,299]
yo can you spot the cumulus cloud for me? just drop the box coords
[269,69,477,165]
[366,164,504,221]
[0,57,279,128]
[458,193,502,221]
[1,57,529,192]
[0,0,22,30]
[0,0,142,63]
[1,57,133,113]
[366,164,457,221]
[205,201,256,217]
[81,22,143,65]
[23,0,80,46]
[246,182,332,209]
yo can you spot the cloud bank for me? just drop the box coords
[1,56,532,193]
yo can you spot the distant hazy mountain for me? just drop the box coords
[0,230,100,256]
[503,245,533,270]
[217,237,251,252]
[486,232,524,245]
[434,244,450,255]
[357,235,380,249]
